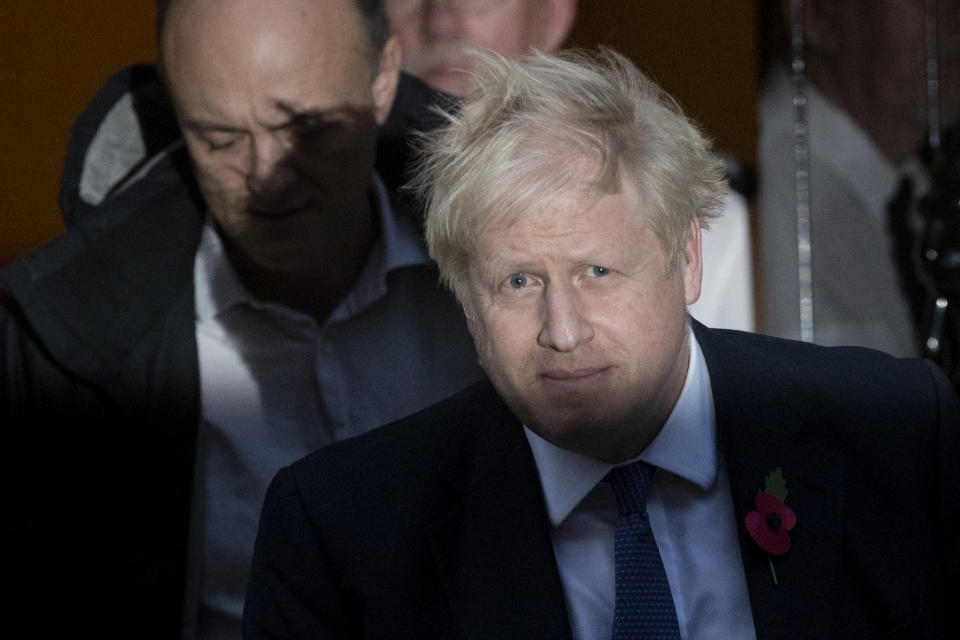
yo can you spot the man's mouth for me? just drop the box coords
[247,202,312,220]
[422,64,471,90]
[539,366,613,391]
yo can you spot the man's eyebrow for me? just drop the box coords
[271,101,364,128]
[474,253,522,283]
[183,104,364,135]
[182,119,243,134]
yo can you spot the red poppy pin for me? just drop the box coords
[745,467,797,585]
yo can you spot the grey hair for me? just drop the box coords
[413,47,726,306]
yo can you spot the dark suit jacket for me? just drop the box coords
[245,322,960,639]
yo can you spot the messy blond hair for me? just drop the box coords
[413,47,725,305]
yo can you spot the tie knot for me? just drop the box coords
[606,460,655,515]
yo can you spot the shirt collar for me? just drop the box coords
[374,173,432,273]
[194,173,431,323]
[194,220,254,323]
[524,324,718,527]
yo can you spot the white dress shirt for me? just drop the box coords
[524,327,756,640]
[184,176,483,639]
[689,190,755,332]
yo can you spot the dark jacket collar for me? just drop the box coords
[375,72,457,230]
[1,145,204,389]
[427,380,574,640]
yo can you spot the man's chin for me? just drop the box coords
[522,405,636,457]
[227,235,318,274]
[536,421,641,462]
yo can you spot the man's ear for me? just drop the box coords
[537,0,578,53]
[462,300,488,370]
[457,284,482,338]
[372,36,402,125]
[682,218,703,306]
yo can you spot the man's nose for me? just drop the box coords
[423,0,462,37]
[537,282,595,352]
[245,135,296,198]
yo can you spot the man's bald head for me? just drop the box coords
[157,0,390,66]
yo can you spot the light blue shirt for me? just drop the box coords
[186,175,483,639]
[524,328,756,640]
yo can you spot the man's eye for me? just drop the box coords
[587,265,610,277]
[506,273,529,289]
[200,133,238,152]
[287,114,340,144]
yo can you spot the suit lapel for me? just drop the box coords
[695,322,845,638]
[427,387,573,640]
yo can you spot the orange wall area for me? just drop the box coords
[1,1,755,267]
[0,3,157,266]
[571,0,757,166]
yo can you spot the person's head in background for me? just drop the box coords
[763,0,960,165]
[155,0,401,318]
[387,0,577,96]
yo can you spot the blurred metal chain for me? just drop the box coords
[790,0,814,342]
[926,0,941,153]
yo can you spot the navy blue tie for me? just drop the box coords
[607,461,681,639]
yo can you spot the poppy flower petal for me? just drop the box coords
[755,491,782,512]
[755,492,798,531]
[764,529,791,555]
[779,504,798,531]
[746,510,792,555]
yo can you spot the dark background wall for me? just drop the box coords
[0,1,756,266]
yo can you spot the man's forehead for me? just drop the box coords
[162,0,376,109]
[162,0,370,62]
[472,182,643,252]
[480,163,635,230]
